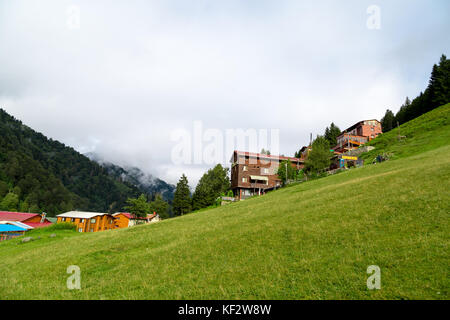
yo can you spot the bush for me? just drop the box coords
[41,222,77,232]
[24,222,77,237]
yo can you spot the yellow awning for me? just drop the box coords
[250,175,269,181]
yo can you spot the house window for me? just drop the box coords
[262,168,269,174]
[81,219,85,223]
[78,228,83,233]
[90,218,96,223]
[243,165,248,171]
[90,229,94,232]
[62,218,66,222]
[242,177,248,183]
[71,218,75,222]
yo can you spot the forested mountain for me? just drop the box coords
[85,153,175,201]
[0,109,150,216]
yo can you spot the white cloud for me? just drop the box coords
[0,0,449,185]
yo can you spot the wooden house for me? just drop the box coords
[113,212,160,229]
[57,211,115,233]
[333,120,382,154]
[230,151,304,200]
[0,211,52,229]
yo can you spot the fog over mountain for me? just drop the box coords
[85,152,176,201]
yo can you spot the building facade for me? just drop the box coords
[113,212,160,229]
[57,211,115,233]
[334,119,382,154]
[230,151,304,200]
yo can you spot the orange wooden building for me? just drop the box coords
[113,212,160,229]
[56,211,115,233]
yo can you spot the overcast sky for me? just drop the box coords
[1,0,449,187]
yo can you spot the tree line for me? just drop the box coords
[125,164,231,219]
[381,54,450,133]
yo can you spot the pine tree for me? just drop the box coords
[324,123,341,148]
[172,174,191,216]
[381,109,395,132]
[429,55,450,109]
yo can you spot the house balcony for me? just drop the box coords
[248,182,270,189]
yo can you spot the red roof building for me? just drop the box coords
[333,119,382,154]
[24,221,53,228]
[0,211,52,229]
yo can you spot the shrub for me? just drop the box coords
[42,222,77,232]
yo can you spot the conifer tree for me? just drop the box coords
[173,174,191,216]
[324,123,341,148]
[381,109,395,132]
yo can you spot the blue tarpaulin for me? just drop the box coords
[0,224,27,232]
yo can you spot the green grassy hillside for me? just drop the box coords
[0,105,449,300]
[360,103,450,161]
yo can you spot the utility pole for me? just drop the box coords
[285,162,288,184]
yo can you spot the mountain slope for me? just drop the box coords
[0,109,149,215]
[361,102,450,161]
[0,104,449,299]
